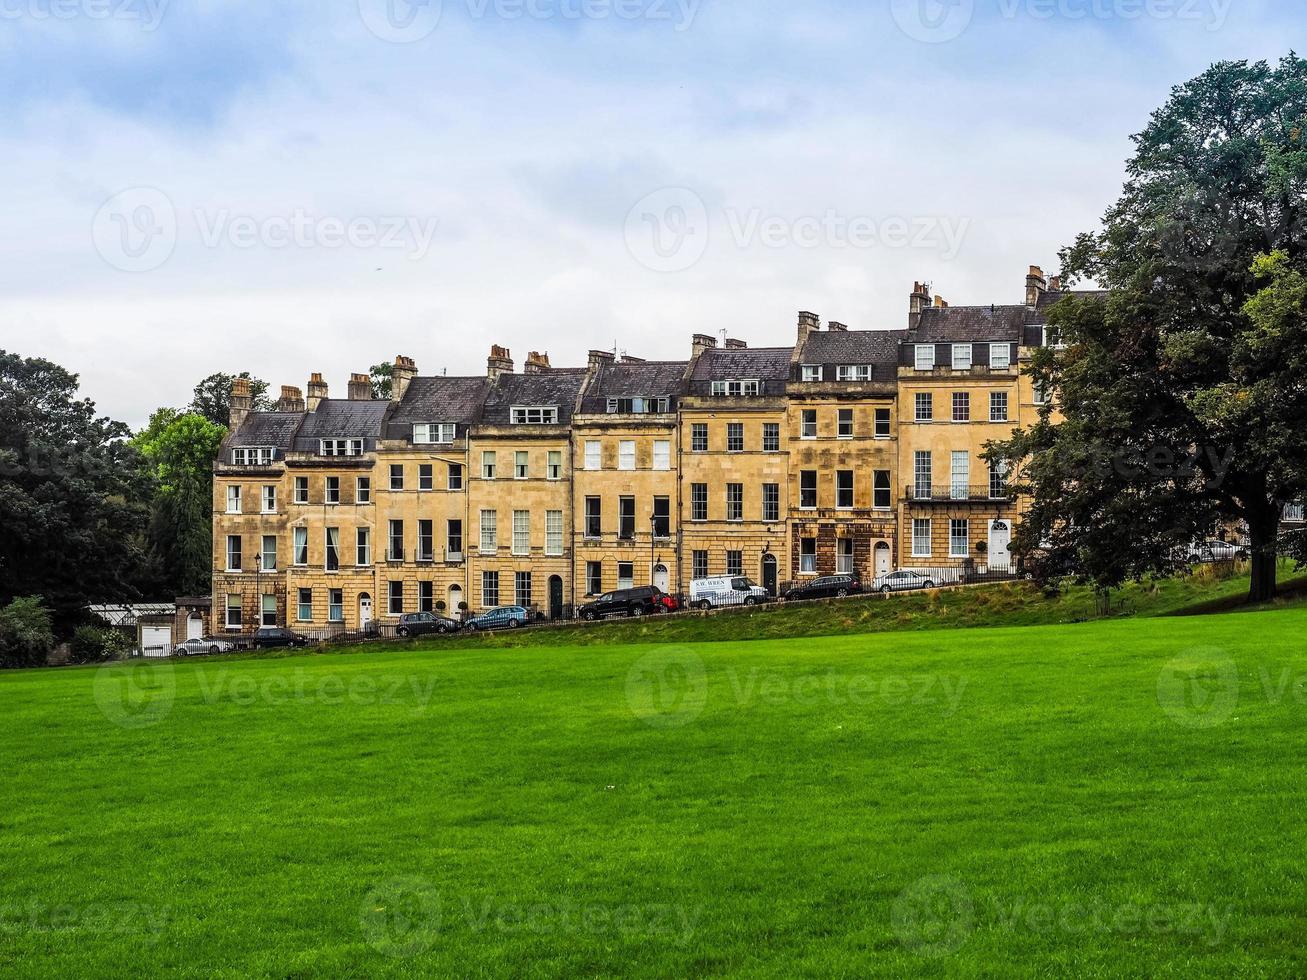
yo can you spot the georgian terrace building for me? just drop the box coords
[211,266,1076,634]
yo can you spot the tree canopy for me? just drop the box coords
[189,372,270,427]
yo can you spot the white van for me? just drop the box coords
[689,576,770,610]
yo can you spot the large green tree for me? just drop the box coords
[993,56,1307,602]
[189,372,270,427]
[133,411,227,597]
[0,352,154,624]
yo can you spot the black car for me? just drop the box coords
[578,586,666,621]
[396,612,460,638]
[252,627,310,649]
[784,575,864,602]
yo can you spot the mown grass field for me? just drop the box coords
[4,603,1307,976]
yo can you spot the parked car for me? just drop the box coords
[465,606,530,631]
[578,586,666,621]
[872,570,937,594]
[689,576,770,610]
[784,575,864,602]
[172,637,238,657]
[656,593,681,613]
[251,627,310,649]
[395,612,461,637]
[1188,539,1247,562]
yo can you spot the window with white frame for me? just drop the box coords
[1043,324,1066,349]
[329,589,344,623]
[691,424,708,452]
[232,447,274,466]
[726,551,743,576]
[389,465,404,491]
[875,409,892,438]
[515,451,529,480]
[584,497,601,538]
[419,465,433,491]
[874,471,892,509]
[482,451,496,480]
[1285,502,1306,523]
[838,409,854,438]
[692,550,709,580]
[546,511,564,555]
[386,521,403,562]
[801,364,823,382]
[951,452,970,500]
[325,477,340,505]
[226,485,242,514]
[653,441,671,471]
[447,464,463,491]
[513,510,530,556]
[801,410,817,439]
[691,483,708,521]
[763,423,781,452]
[585,441,601,471]
[913,519,932,557]
[294,477,309,504]
[952,392,970,423]
[914,451,933,498]
[389,581,405,616]
[413,423,456,445]
[836,364,873,381]
[727,423,745,452]
[837,538,854,574]
[762,483,780,522]
[447,520,463,558]
[511,406,558,425]
[990,461,1009,499]
[726,484,743,521]
[297,588,312,622]
[480,510,497,554]
[419,582,434,614]
[800,470,817,509]
[357,527,371,566]
[801,537,817,573]
[915,392,933,422]
[952,344,973,371]
[710,380,761,397]
[261,535,277,572]
[837,471,854,509]
[262,594,278,627]
[653,497,670,538]
[607,397,669,414]
[950,519,970,558]
[225,594,242,629]
[417,520,434,562]
[515,572,532,608]
[326,527,341,570]
[1033,381,1050,406]
[226,535,242,572]
[261,486,277,514]
[293,527,308,566]
[320,439,364,457]
[357,477,371,503]
[617,563,634,589]
[990,343,1012,370]
[619,441,636,471]
[915,345,936,371]
[586,561,603,596]
[990,391,1010,423]
[548,451,563,480]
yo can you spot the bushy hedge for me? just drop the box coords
[0,597,55,669]
[69,625,132,665]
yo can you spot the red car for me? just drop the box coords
[656,594,681,613]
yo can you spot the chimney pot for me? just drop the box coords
[348,373,372,401]
[277,385,305,413]
[487,345,514,381]
[826,321,848,332]
[1026,264,1049,306]
[228,378,253,430]
[725,338,748,350]
[587,349,616,372]
[909,281,933,322]
[691,334,718,358]
[525,351,552,375]
[306,373,329,412]
[391,355,418,403]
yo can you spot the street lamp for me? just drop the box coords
[649,513,658,584]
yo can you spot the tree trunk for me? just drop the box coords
[1248,521,1279,604]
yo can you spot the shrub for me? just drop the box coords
[0,597,55,669]
[69,625,131,665]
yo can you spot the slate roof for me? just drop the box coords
[799,329,907,366]
[292,399,391,452]
[691,347,794,381]
[1037,288,1108,311]
[911,305,1040,343]
[580,360,688,413]
[227,412,303,450]
[385,376,490,440]
[480,370,588,426]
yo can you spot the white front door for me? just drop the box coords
[359,594,373,628]
[653,565,669,591]
[186,615,203,641]
[875,542,892,576]
[988,521,1012,570]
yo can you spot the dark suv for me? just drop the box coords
[252,627,310,649]
[784,575,863,602]
[396,612,461,637]
[578,586,666,621]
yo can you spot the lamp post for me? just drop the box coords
[649,513,657,585]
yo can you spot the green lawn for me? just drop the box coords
[4,607,1307,976]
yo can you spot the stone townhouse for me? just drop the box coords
[212,264,1077,633]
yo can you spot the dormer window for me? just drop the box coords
[951,345,973,371]
[231,447,274,466]
[915,345,936,371]
[606,397,669,414]
[1043,325,1066,350]
[710,380,761,397]
[835,365,873,381]
[990,344,1012,370]
[413,423,456,445]
[320,439,364,457]
[800,365,823,382]
[511,406,558,425]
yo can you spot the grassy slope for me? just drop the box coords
[3,608,1307,976]
[410,560,1307,652]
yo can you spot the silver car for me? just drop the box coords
[172,637,239,657]
[872,570,937,594]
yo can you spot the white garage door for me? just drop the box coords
[140,626,172,656]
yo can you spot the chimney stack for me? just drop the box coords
[909,282,932,329]
[487,345,514,382]
[277,385,305,413]
[229,377,253,431]
[348,373,372,401]
[1026,265,1048,307]
[525,351,552,375]
[826,321,848,333]
[724,338,748,350]
[588,349,616,373]
[691,334,718,359]
[392,356,417,403]
[1048,275,1062,293]
[306,373,328,412]
[796,311,820,347]
[934,296,949,309]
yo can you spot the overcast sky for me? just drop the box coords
[0,0,1296,428]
